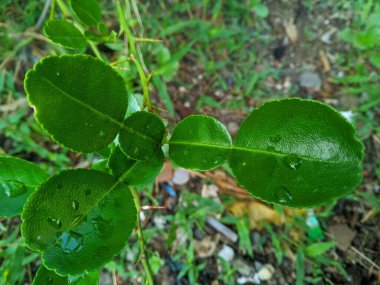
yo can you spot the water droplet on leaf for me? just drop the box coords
[270,134,281,144]
[283,154,303,170]
[275,187,293,204]
[56,231,83,254]
[71,201,79,210]
[91,216,113,240]
[56,72,60,76]
[47,217,62,229]
[0,182,26,198]
[72,214,86,226]
[99,130,106,138]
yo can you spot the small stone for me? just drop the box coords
[232,258,255,276]
[257,264,275,281]
[215,90,224,97]
[218,245,235,262]
[299,71,322,90]
[153,215,166,229]
[227,122,239,137]
[172,168,190,185]
[179,86,187,93]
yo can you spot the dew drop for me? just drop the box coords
[36,235,41,241]
[71,201,79,211]
[91,216,113,240]
[56,231,84,254]
[56,72,60,76]
[134,147,139,154]
[99,130,106,138]
[241,162,247,167]
[47,217,62,229]
[1,182,27,198]
[275,187,293,204]
[270,134,281,144]
[72,214,85,226]
[214,155,223,164]
[283,154,303,170]
[48,277,53,283]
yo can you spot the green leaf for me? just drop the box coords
[169,115,232,171]
[228,99,364,207]
[69,0,101,26]
[369,54,380,68]
[32,265,67,285]
[24,55,128,153]
[108,145,164,186]
[32,265,99,285]
[253,4,269,18]
[304,242,336,257]
[0,156,48,217]
[125,92,142,118]
[21,169,136,275]
[119,111,165,160]
[43,20,87,49]
[295,251,305,285]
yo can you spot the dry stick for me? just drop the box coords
[131,187,154,285]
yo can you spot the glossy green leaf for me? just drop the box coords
[119,111,165,160]
[24,55,128,153]
[32,265,67,285]
[125,92,141,118]
[43,20,87,49]
[33,265,99,285]
[369,54,380,68]
[304,242,336,257]
[21,169,136,275]
[169,115,232,171]
[71,271,99,285]
[109,145,164,186]
[0,156,48,217]
[69,0,101,26]
[229,99,364,207]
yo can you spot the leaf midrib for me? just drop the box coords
[40,77,157,143]
[169,141,355,164]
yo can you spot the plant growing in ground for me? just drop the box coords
[0,0,365,284]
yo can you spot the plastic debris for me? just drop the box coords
[206,217,238,242]
[172,168,190,185]
[340,110,354,123]
[306,209,324,241]
[165,184,177,197]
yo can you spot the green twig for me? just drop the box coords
[50,0,56,19]
[131,187,154,285]
[116,0,153,110]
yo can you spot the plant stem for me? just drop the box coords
[115,0,153,110]
[50,0,56,19]
[131,187,154,285]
